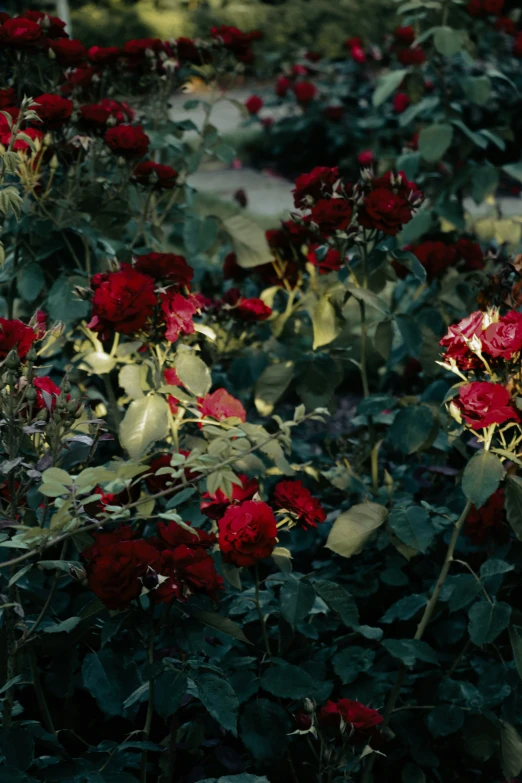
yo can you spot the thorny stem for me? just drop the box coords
[255,564,271,656]
[140,624,156,783]
[361,500,473,782]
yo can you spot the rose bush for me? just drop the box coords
[1,4,522,783]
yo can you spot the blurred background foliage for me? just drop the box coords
[0,0,396,56]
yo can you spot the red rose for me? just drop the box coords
[176,37,202,63]
[50,38,87,65]
[234,297,272,322]
[199,388,246,422]
[455,382,518,429]
[88,45,121,64]
[484,0,504,14]
[345,37,363,49]
[397,46,426,66]
[358,189,412,235]
[134,252,192,284]
[132,161,178,189]
[160,292,198,342]
[272,479,326,529]
[394,26,415,46]
[64,67,97,91]
[163,367,182,414]
[407,240,457,280]
[83,483,139,518]
[293,166,340,208]
[496,17,516,35]
[83,531,159,610]
[123,38,164,58]
[88,265,157,340]
[0,318,36,360]
[245,95,263,114]
[210,25,261,64]
[33,376,63,411]
[393,92,410,113]
[305,50,321,62]
[23,10,67,39]
[358,150,375,167]
[456,238,484,270]
[145,449,199,494]
[154,540,223,603]
[33,93,73,128]
[294,710,313,730]
[310,198,353,233]
[218,500,278,567]
[0,88,16,109]
[104,124,149,159]
[30,310,47,338]
[324,105,344,122]
[350,45,366,64]
[319,699,383,731]
[307,245,343,274]
[481,312,522,359]
[465,488,507,544]
[293,81,317,104]
[439,310,485,370]
[98,98,134,123]
[223,253,249,281]
[467,0,484,15]
[1,17,42,46]
[201,473,259,519]
[275,76,291,97]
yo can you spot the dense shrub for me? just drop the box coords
[1,3,522,783]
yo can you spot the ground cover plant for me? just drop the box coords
[1,2,522,783]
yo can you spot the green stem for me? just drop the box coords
[361,499,473,782]
[255,564,270,656]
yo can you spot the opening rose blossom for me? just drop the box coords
[218,500,278,567]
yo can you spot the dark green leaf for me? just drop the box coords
[313,580,360,627]
[280,576,316,626]
[260,663,314,699]
[240,699,290,760]
[389,505,434,553]
[468,601,511,645]
[333,646,375,684]
[426,704,464,737]
[382,594,427,623]
[196,672,239,735]
[382,639,439,667]
[462,452,504,508]
[154,669,187,719]
[388,406,434,455]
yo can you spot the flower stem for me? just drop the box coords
[255,564,270,656]
[361,499,473,782]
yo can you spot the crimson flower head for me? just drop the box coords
[218,500,278,567]
[358,172,422,236]
[33,376,64,411]
[293,81,317,104]
[33,93,73,128]
[0,318,36,360]
[293,166,340,208]
[104,124,150,159]
[350,45,366,64]
[88,45,121,64]
[233,297,272,322]
[358,150,375,167]
[275,76,291,97]
[484,0,504,14]
[307,245,343,274]
[394,26,415,46]
[397,46,426,66]
[83,529,159,610]
[406,240,457,281]
[393,92,410,113]
[88,264,157,340]
[272,479,326,529]
[199,388,246,423]
[132,161,178,189]
[201,473,259,519]
[0,88,16,110]
[134,252,192,285]
[318,699,383,732]
[1,17,42,46]
[481,312,522,359]
[465,488,507,544]
[245,95,263,114]
[456,238,484,270]
[454,382,519,429]
[310,198,353,233]
[160,292,198,342]
[50,38,87,65]
[439,310,485,370]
